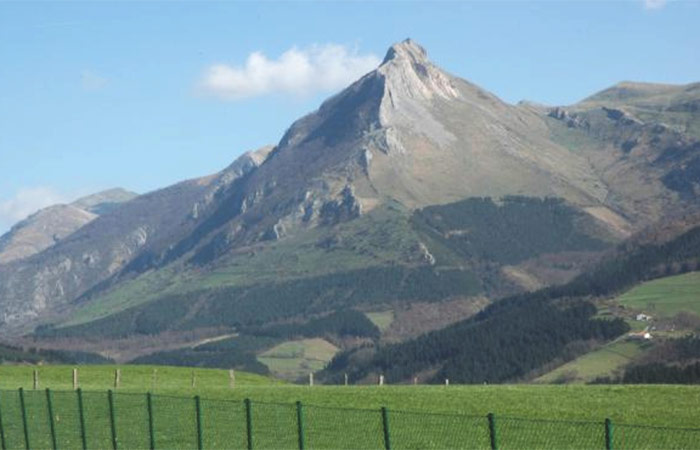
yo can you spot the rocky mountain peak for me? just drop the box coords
[382,38,428,65]
[377,39,460,104]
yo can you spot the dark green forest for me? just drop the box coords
[322,223,700,384]
[411,196,609,265]
[38,266,480,339]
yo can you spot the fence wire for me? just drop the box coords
[0,388,696,449]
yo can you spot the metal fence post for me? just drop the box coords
[245,398,253,450]
[605,418,614,450]
[488,413,499,450]
[195,396,203,450]
[296,401,305,450]
[0,392,6,450]
[18,388,30,450]
[381,407,391,450]
[46,388,58,450]
[147,392,155,450]
[108,390,118,450]
[77,388,87,450]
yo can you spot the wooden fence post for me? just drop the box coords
[229,369,235,389]
[344,373,348,386]
[114,369,121,389]
[379,375,384,386]
[33,370,38,390]
[309,373,313,387]
[73,368,78,390]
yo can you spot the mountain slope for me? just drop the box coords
[0,148,272,329]
[321,219,700,384]
[0,188,137,264]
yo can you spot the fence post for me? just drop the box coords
[73,368,79,390]
[605,418,614,450]
[229,370,235,389]
[19,388,30,450]
[77,388,87,450]
[33,370,39,390]
[147,392,155,450]
[296,401,305,450]
[309,373,313,387]
[344,373,348,386]
[244,398,253,450]
[114,369,121,389]
[195,396,203,450]
[488,413,498,450]
[381,407,391,450]
[0,392,6,450]
[108,390,118,450]
[46,388,58,450]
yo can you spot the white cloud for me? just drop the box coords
[644,0,668,10]
[0,187,68,231]
[81,70,108,91]
[198,43,381,100]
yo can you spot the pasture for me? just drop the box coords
[616,271,700,317]
[0,365,698,448]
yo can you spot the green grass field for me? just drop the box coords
[0,365,699,448]
[257,339,339,380]
[616,271,700,317]
[365,310,394,331]
[536,340,649,384]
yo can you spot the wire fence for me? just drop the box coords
[0,388,697,449]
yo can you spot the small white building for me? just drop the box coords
[636,313,652,321]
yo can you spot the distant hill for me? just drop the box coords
[0,188,136,264]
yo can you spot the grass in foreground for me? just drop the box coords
[0,365,699,427]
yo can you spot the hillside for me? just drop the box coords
[0,40,697,375]
[320,220,700,384]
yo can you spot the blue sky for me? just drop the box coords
[0,0,698,232]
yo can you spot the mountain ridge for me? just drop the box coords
[0,39,697,353]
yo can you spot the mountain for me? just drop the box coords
[0,188,137,264]
[0,40,698,370]
[0,147,272,329]
[72,188,138,215]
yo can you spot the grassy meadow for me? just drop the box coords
[535,340,649,384]
[616,271,700,317]
[0,365,698,448]
[0,365,696,426]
